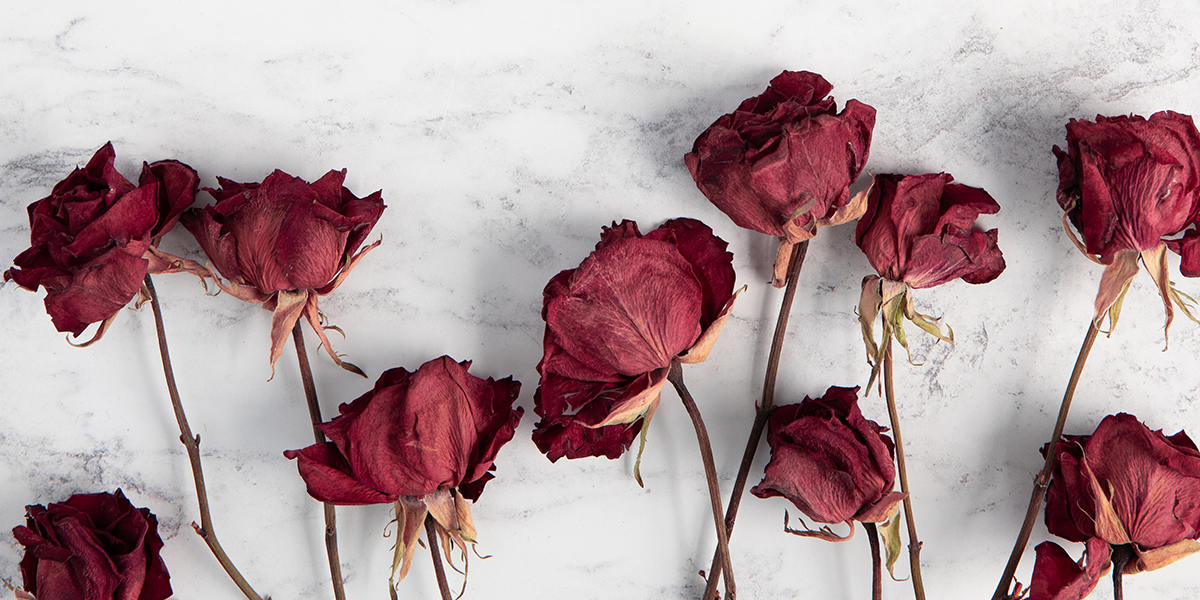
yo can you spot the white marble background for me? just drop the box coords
[3,1,1200,598]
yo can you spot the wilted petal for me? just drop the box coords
[1027,539,1110,600]
[283,443,395,505]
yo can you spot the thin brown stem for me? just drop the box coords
[883,340,925,600]
[991,321,1101,600]
[143,275,266,600]
[424,515,453,600]
[668,361,735,600]
[292,324,346,600]
[1111,544,1131,600]
[864,522,882,600]
[702,240,808,600]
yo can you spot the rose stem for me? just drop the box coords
[864,522,882,600]
[144,275,266,600]
[701,240,809,600]
[990,321,1100,600]
[1111,544,1132,600]
[424,515,453,600]
[292,323,347,600]
[883,339,926,600]
[667,361,736,600]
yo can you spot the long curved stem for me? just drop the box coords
[991,321,1100,600]
[292,324,346,600]
[424,516,453,600]
[701,240,808,600]
[668,361,735,600]
[144,275,266,600]
[864,522,882,600]
[883,339,925,600]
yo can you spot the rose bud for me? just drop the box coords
[12,489,171,600]
[685,70,876,287]
[854,172,1004,386]
[530,219,738,470]
[5,143,202,345]
[1042,413,1200,575]
[181,168,385,375]
[284,356,522,586]
[1054,111,1200,338]
[1022,539,1111,600]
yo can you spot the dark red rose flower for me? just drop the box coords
[12,489,171,600]
[1053,112,1200,336]
[750,386,905,541]
[685,70,875,287]
[1024,539,1111,600]
[5,143,200,344]
[285,356,522,582]
[531,219,737,464]
[181,168,385,374]
[854,173,1004,385]
[1043,413,1200,573]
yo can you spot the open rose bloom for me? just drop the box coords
[181,168,385,374]
[855,173,1004,383]
[12,489,171,600]
[685,70,875,287]
[285,356,522,587]
[1054,111,1200,337]
[751,386,905,541]
[1024,413,1200,599]
[5,143,202,345]
[531,219,737,471]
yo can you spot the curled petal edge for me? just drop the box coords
[678,285,744,364]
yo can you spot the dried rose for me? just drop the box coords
[854,173,1004,386]
[12,489,171,600]
[1053,111,1200,337]
[5,143,201,345]
[284,356,522,584]
[181,168,385,374]
[1024,539,1111,600]
[685,70,875,287]
[751,386,905,541]
[531,219,737,468]
[1042,413,1200,574]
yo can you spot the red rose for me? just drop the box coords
[854,173,1004,383]
[1042,413,1200,573]
[181,168,385,374]
[685,70,875,287]
[284,356,522,582]
[750,386,905,538]
[1024,538,1111,600]
[1053,112,1200,335]
[531,219,737,462]
[12,489,171,600]
[5,143,199,344]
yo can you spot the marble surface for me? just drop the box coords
[3,1,1200,598]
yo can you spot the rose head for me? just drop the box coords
[181,168,385,374]
[855,173,1004,389]
[750,386,905,541]
[1043,413,1200,574]
[531,218,737,465]
[5,143,200,344]
[685,70,875,287]
[12,489,171,600]
[1053,112,1200,337]
[285,356,522,583]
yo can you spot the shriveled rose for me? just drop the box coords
[5,143,201,345]
[1053,111,1200,337]
[855,173,1004,386]
[181,168,385,374]
[750,386,905,541]
[685,70,875,287]
[1043,413,1200,574]
[531,219,737,467]
[1024,538,1111,600]
[285,356,522,584]
[12,489,171,600]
